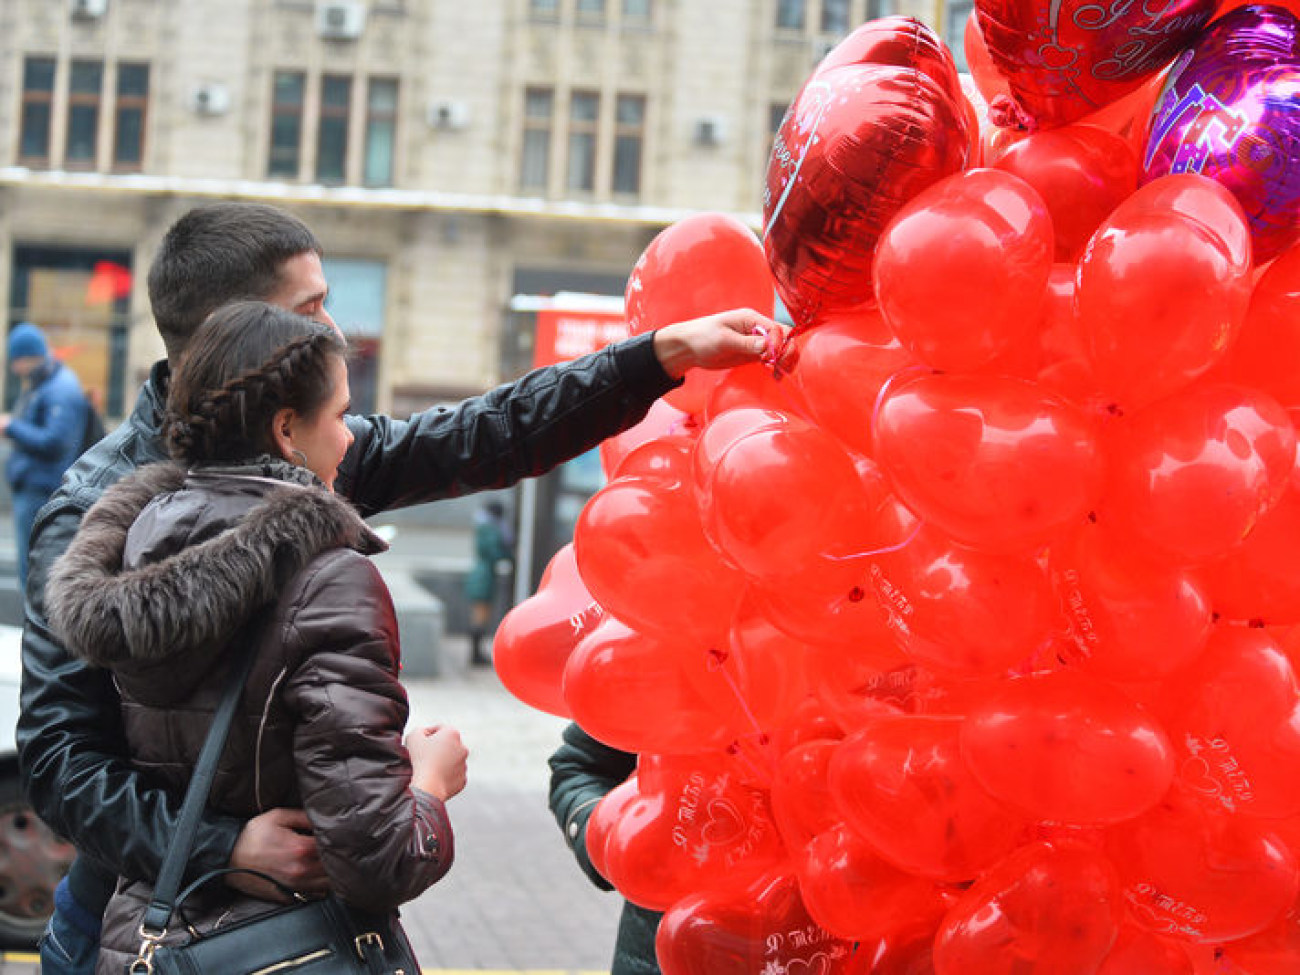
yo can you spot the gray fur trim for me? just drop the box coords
[45,462,386,667]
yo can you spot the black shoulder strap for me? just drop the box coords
[141,642,260,936]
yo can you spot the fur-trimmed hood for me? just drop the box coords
[46,461,386,671]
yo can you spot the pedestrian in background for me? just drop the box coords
[466,499,514,666]
[0,321,89,585]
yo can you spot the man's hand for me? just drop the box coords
[227,807,328,901]
[0,413,11,435]
[652,309,790,379]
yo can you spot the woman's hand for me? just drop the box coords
[407,724,469,801]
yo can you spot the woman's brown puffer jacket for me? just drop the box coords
[44,460,453,975]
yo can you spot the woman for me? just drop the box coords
[44,300,468,974]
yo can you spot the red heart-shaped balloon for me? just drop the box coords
[656,871,855,975]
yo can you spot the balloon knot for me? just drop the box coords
[988,94,1037,133]
[847,586,866,603]
[707,646,730,670]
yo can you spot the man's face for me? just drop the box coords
[10,356,44,378]
[263,251,340,334]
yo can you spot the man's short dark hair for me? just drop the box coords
[147,202,322,362]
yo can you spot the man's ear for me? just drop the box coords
[270,406,298,463]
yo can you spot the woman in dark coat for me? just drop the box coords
[44,300,468,975]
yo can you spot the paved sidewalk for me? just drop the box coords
[3,641,627,974]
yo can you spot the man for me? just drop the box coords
[18,200,781,973]
[0,321,90,585]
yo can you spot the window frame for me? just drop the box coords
[565,90,600,194]
[520,86,554,194]
[18,56,56,166]
[65,59,104,171]
[363,76,398,188]
[612,92,645,197]
[112,62,150,171]
[268,70,306,179]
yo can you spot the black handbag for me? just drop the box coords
[128,644,420,975]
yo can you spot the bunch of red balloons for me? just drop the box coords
[495,5,1300,974]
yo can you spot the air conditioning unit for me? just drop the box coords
[70,0,108,19]
[693,115,726,148]
[191,83,231,117]
[428,99,470,131]
[316,0,366,40]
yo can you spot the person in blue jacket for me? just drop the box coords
[1,322,89,584]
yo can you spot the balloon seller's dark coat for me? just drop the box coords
[549,721,664,975]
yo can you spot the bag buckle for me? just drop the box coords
[354,930,384,959]
[130,923,168,974]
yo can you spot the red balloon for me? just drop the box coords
[1049,522,1213,682]
[830,714,1024,882]
[1104,382,1296,565]
[1109,787,1299,943]
[816,16,966,106]
[656,871,855,975]
[594,753,789,913]
[493,542,600,717]
[874,373,1103,553]
[874,169,1055,372]
[702,423,877,579]
[575,468,744,643]
[973,0,1218,130]
[772,738,843,853]
[1222,896,1300,975]
[692,407,792,501]
[797,823,951,944]
[869,521,1058,677]
[965,10,1011,109]
[764,60,971,326]
[994,125,1139,262]
[1225,242,1300,410]
[562,618,741,755]
[600,398,695,480]
[960,671,1176,825]
[933,841,1122,975]
[1075,67,1170,161]
[625,212,775,415]
[792,307,917,458]
[1097,925,1195,975]
[1076,176,1254,410]
[586,775,640,881]
[1201,459,1300,625]
[1164,626,1300,820]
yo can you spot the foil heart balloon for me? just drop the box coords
[1142,5,1300,262]
[975,0,1219,131]
[656,871,856,975]
[764,21,971,328]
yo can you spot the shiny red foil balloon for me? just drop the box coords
[1104,382,1296,565]
[656,871,855,975]
[625,212,775,415]
[974,0,1218,130]
[874,168,1055,372]
[1225,241,1300,410]
[492,542,598,717]
[873,373,1102,553]
[960,670,1176,825]
[830,714,1024,883]
[933,841,1122,975]
[764,57,971,326]
[1141,5,1300,262]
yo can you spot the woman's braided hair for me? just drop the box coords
[164,300,347,466]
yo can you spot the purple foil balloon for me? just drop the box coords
[1143,5,1300,262]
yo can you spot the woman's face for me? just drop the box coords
[286,355,354,490]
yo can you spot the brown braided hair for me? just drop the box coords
[164,300,347,466]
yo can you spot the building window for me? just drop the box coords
[822,0,851,33]
[316,75,351,184]
[867,0,897,17]
[269,71,305,178]
[113,63,149,170]
[66,60,103,169]
[945,0,973,71]
[363,78,397,187]
[623,0,651,17]
[18,57,56,165]
[520,87,553,192]
[612,94,644,195]
[776,0,805,29]
[566,91,599,192]
[322,258,387,415]
[529,0,558,15]
[577,0,606,17]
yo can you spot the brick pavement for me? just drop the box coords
[3,642,627,975]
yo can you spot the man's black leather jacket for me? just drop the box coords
[18,334,676,911]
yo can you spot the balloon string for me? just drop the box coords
[755,324,792,381]
[707,647,778,780]
[826,517,924,563]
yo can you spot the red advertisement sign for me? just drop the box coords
[533,308,629,368]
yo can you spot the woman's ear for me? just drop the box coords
[270,406,298,463]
